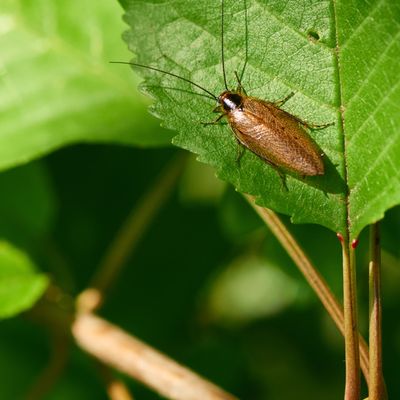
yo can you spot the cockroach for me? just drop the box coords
[113,0,329,178]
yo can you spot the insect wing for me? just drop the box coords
[228,97,324,176]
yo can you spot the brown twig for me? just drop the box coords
[30,293,235,400]
[368,222,387,400]
[244,195,369,384]
[97,363,135,400]
[72,313,237,400]
[341,239,360,400]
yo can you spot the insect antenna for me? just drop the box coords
[221,0,229,90]
[144,85,217,101]
[238,0,248,83]
[110,61,218,101]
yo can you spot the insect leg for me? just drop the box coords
[291,114,335,131]
[277,170,288,191]
[258,155,288,190]
[273,92,295,107]
[235,140,246,165]
[274,93,334,130]
[212,105,223,113]
[201,114,226,126]
[264,161,288,190]
[306,121,335,130]
[234,71,247,95]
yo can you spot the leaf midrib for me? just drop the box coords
[332,0,350,239]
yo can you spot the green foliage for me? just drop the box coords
[0,162,54,319]
[0,0,173,173]
[338,1,400,239]
[0,0,400,398]
[122,0,400,239]
[206,255,299,325]
[0,241,48,319]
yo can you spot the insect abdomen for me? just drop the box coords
[226,97,324,176]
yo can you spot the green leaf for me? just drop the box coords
[337,1,400,239]
[0,0,173,173]
[122,0,400,239]
[0,241,48,319]
[205,255,298,325]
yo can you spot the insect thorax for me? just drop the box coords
[219,91,243,112]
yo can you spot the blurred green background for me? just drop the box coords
[1,0,400,399]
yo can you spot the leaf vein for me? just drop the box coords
[350,130,399,193]
[346,28,400,107]
[348,77,400,143]
[340,0,386,50]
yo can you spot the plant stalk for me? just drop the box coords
[31,294,237,400]
[72,313,238,400]
[368,222,387,400]
[245,196,369,384]
[96,363,135,400]
[342,238,360,400]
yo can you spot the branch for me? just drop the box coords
[368,222,387,400]
[245,195,369,384]
[72,313,237,400]
[96,363,135,400]
[341,239,360,400]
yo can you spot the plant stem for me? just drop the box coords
[368,222,387,400]
[31,293,237,400]
[342,238,360,400]
[96,363,135,400]
[77,153,187,312]
[245,196,369,384]
[72,313,238,400]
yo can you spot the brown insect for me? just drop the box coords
[215,89,325,176]
[112,0,329,178]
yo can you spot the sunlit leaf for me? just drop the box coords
[0,242,48,319]
[206,256,298,325]
[0,0,173,173]
[122,0,400,239]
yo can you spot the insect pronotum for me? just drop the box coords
[113,0,329,178]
